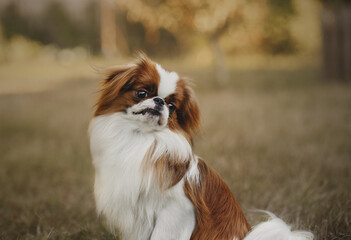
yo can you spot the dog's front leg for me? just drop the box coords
[150,198,195,240]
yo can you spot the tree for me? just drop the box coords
[262,0,297,54]
[100,0,118,57]
[319,0,351,81]
[0,2,29,39]
[43,1,83,47]
[115,0,245,85]
[114,0,298,85]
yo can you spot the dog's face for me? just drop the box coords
[95,55,200,141]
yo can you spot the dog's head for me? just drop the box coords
[95,54,200,142]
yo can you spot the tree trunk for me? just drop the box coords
[342,7,351,81]
[100,0,117,57]
[210,36,229,86]
[321,4,351,81]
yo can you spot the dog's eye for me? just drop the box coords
[168,103,176,116]
[136,90,148,99]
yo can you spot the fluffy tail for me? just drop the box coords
[243,211,313,240]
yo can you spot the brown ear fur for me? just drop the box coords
[177,79,201,138]
[94,64,137,116]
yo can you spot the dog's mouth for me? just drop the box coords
[133,108,161,116]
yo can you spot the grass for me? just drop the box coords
[0,59,350,240]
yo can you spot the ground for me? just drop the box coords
[0,58,350,240]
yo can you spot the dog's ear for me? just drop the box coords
[95,64,137,116]
[177,82,201,139]
[104,64,137,92]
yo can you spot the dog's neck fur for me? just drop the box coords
[89,112,198,240]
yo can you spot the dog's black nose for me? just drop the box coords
[153,97,165,106]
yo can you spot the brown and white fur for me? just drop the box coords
[89,54,313,240]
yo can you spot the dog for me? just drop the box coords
[89,54,313,240]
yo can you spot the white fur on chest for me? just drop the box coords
[89,113,196,240]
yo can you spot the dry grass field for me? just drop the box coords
[0,60,350,240]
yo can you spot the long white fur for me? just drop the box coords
[89,112,196,240]
[244,211,314,240]
[156,64,179,98]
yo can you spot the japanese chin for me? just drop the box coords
[89,54,313,240]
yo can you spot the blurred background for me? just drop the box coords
[0,0,350,239]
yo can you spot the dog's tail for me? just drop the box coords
[243,211,313,240]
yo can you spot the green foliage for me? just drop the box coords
[43,2,83,47]
[115,10,180,57]
[268,0,295,15]
[319,0,351,7]
[0,0,316,56]
[262,0,297,54]
[0,3,28,39]
[0,1,179,56]
[0,1,100,53]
